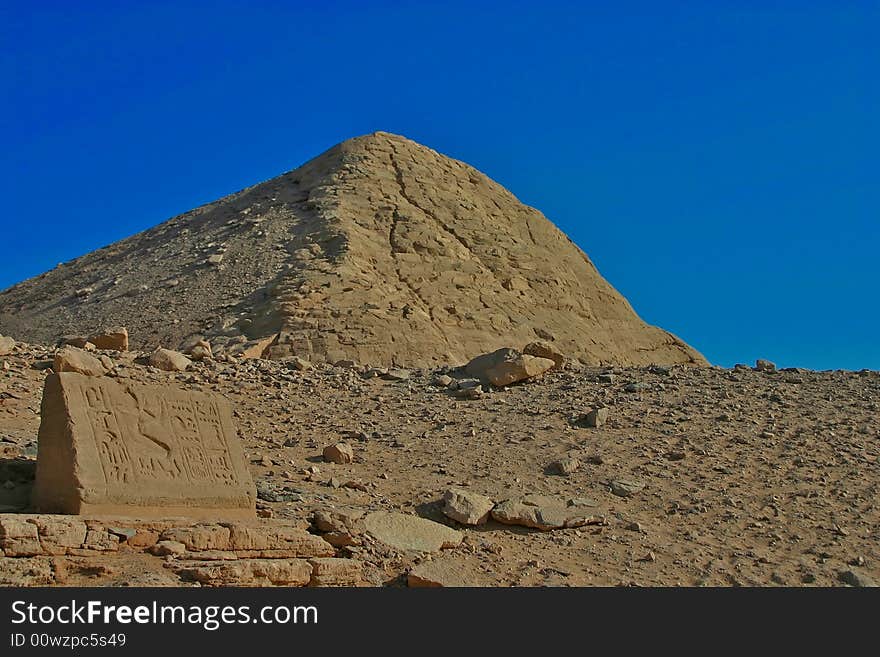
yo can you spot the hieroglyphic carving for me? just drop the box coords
[32,373,255,519]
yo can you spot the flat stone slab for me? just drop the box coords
[32,373,255,519]
[364,511,462,553]
[408,558,488,587]
[491,495,605,531]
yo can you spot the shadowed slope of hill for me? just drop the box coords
[0,132,705,367]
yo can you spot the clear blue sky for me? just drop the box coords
[1,2,877,370]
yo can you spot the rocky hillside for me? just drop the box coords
[0,132,705,367]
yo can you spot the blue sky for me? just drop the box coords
[1,1,877,369]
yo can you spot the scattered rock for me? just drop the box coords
[579,407,609,428]
[491,495,605,531]
[149,348,192,372]
[53,347,107,377]
[433,374,453,387]
[363,511,463,552]
[383,368,411,381]
[323,442,354,464]
[547,457,580,476]
[408,558,487,587]
[624,382,648,393]
[453,386,484,400]
[464,348,555,387]
[187,340,213,361]
[755,359,777,373]
[442,488,494,525]
[838,568,877,587]
[88,327,129,351]
[289,356,311,371]
[610,479,645,497]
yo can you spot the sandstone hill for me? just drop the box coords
[0,132,705,367]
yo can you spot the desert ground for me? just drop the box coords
[1,340,877,587]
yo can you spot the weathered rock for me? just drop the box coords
[149,348,192,372]
[838,568,877,587]
[309,557,363,586]
[0,335,15,356]
[523,341,565,370]
[383,368,411,381]
[313,508,365,534]
[755,359,777,373]
[547,457,580,476]
[442,488,494,525]
[160,525,231,551]
[453,386,484,400]
[465,348,555,387]
[176,559,313,587]
[289,356,311,371]
[31,516,88,555]
[53,346,107,377]
[225,523,334,557]
[364,512,462,552]
[0,557,54,585]
[433,374,453,387]
[61,336,92,349]
[238,335,276,360]
[408,558,487,587]
[0,516,42,556]
[580,407,609,428]
[624,382,648,393]
[151,540,186,557]
[323,442,354,464]
[88,327,129,351]
[81,527,119,552]
[610,478,645,497]
[188,340,213,361]
[31,372,256,518]
[491,495,604,531]
[0,134,706,369]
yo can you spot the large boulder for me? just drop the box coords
[464,348,555,387]
[149,348,192,372]
[53,346,107,377]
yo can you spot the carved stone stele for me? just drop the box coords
[32,373,256,519]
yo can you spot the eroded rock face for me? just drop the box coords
[31,373,255,518]
[0,132,705,368]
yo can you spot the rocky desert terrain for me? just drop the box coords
[0,337,877,587]
[0,133,875,588]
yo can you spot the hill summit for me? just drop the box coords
[0,132,705,367]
